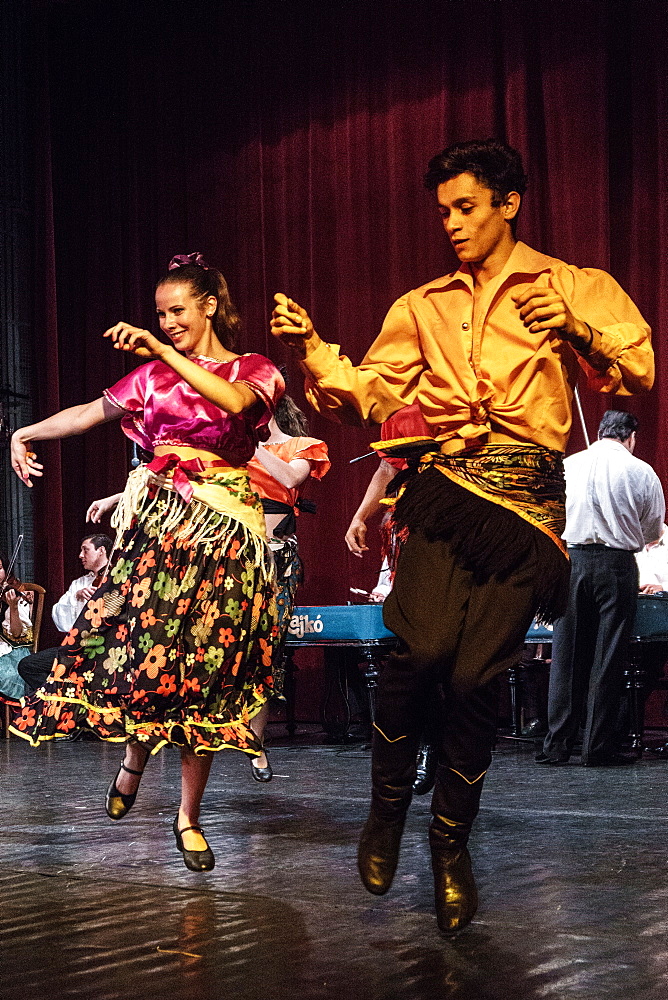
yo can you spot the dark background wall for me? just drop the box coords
[7,0,668,646]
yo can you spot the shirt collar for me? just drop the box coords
[593,438,630,452]
[421,241,559,295]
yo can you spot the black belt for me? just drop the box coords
[568,543,633,552]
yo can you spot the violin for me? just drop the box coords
[0,581,34,605]
[0,534,31,601]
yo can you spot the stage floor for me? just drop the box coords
[1,730,667,1000]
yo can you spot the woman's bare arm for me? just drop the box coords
[104,323,258,414]
[87,493,122,523]
[11,396,122,486]
[345,459,396,557]
[254,446,311,489]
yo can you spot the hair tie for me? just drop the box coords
[168,252,210,271]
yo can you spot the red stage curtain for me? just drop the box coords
[29,0,668,630]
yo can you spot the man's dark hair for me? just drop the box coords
[82,533,113,555]
[424,139,528,231]
[597,410,638,442]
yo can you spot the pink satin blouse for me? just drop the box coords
[104,353,285,466]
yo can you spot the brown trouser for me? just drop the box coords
[378,528,559,775]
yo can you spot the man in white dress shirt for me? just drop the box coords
[18,533,112,692]
[538,410,665,766]
[50,534,112,633]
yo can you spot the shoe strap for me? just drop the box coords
[178,824,204,835]
[120,762,144,777]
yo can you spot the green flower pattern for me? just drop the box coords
[14,481,279,756]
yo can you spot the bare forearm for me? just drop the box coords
[13,397,116,443]
[255,447,310,488]
[160,347,257,414]
[8,604,23,638]
[12,397,120,486]
[352,460,396,521]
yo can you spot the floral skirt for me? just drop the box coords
[11,478,279,755]
[268,535,303,696]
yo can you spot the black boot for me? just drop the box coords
[358,727,418,895]
[413,742,438,795]
[429,763,486,935]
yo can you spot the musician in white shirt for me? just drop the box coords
[18,533,112,694]
[538,410,665,766]
[51,534,112,633]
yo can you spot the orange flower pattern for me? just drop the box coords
[13,480,278,755]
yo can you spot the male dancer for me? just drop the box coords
[271,139,653,934]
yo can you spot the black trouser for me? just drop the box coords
[18,648,60,693]
[543,545,638,763]
[378,528,547,778]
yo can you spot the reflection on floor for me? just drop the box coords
[1,728,667,1000]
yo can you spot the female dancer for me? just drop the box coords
[0,553,33,704]
[85,395,330,781]
[246,394,329,778]
[10,254,284,871]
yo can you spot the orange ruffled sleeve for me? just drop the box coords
[288,437,331,480]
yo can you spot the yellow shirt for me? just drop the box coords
[302,242,653,453]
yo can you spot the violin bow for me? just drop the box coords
[3,533,24,585]
[574,386,590,448]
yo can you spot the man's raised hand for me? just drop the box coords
[511,275,590,346]
[271,294,318,357]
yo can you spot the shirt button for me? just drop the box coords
[462,322,470,330]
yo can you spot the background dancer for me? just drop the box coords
[270,139,653,934]
[246,393,330,779]
[10,254,283,872]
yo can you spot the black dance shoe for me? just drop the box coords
[105,760,146,820]
[535,752,570,766]
[413,744,437,796]
[173,815,215,872]
[250,750,273,782]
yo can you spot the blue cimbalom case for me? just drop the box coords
[288,605,395,642]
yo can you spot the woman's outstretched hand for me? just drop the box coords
[10,435,43,487]
[86,493,121,524]
[271,294,319,358]
[103,322,166,359]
